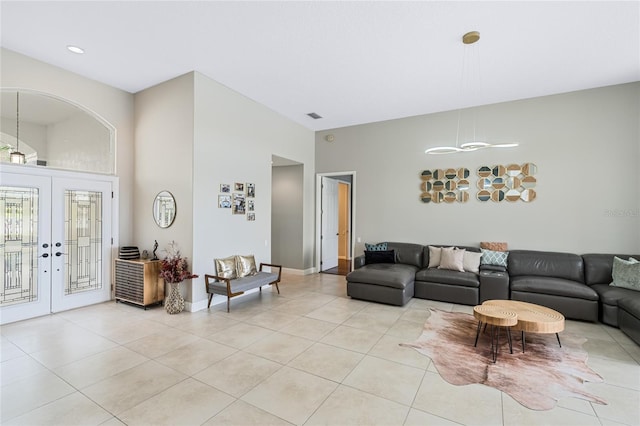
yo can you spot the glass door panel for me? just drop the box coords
[51,178,111,312]
[0,174,52,324]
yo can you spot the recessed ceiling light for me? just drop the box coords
[67,45,85,54]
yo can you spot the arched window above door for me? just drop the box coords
[0,89,115,174]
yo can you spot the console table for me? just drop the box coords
[115,259,164,309]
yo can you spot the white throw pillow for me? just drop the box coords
[463,251,482,274]
[438,247,465,272]
[428,246,442,268]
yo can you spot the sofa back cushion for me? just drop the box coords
[508,250,584,283]
[422,245,480,269]
[386,242,425,268]
[583,253,640,286]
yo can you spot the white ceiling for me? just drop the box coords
[1,1,638,131]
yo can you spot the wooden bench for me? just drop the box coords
[204,263,282,312]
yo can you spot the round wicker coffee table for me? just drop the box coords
[482,300,565,352]
[473,304,518,362]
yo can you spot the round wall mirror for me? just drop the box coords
[153,191,176,228]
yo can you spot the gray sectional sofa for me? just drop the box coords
[346,242,640,345]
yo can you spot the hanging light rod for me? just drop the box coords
[10,92,26,164]
[424,31,519,155]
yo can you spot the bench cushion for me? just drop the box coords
[208,271,279,294]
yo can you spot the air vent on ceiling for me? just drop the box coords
[307,112,322,119]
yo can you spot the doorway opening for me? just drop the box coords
[316,172,355,276]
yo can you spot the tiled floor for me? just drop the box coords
[1,272,639,425]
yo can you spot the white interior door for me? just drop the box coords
[50,178,112,312]
[321,177,339,271]
[1,170,113,324]
[0,173,52,324]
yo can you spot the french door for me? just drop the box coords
[1,169,113,324]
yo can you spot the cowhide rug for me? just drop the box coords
[400,309,607,411]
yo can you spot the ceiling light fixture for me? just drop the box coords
[425,31,518,155]
[9,92,26,164]
[67,45,85,54]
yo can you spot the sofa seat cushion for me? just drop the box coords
[415,268,479,288]
[511,276,598,301]
[619,297,640,320]
[346,264,417,290]
[591,284,638,306]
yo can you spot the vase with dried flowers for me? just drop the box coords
[159,241,198,314]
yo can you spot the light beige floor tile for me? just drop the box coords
[94,318,173,344]
[621,342,640,364]
[306,385,409,425]
[54,346,148,389]
[204,399,293,426]
[343,309,402,333]
[118,378,235,426]
[587,356,640,391]
[403,408,461,425]
[386,319,426,340]
[244,332,314,364]
[208,323,274,349]
[343,355,424,405]
[451,304,474,314]
[124,328,200,359]
[81,360,186,415]
[20,326,118,366]
[305,304,359,324]
[242,366,338,425]
[0,338,26,362]
[174,312,240,338]
[584,337,638,363]
[556,394,598,416]
[0,370,75,422]
[98,417,126,426]
[400,308,432,324]
[4,391,112,426]
[565,320,617,342]
[369,334,431,369]
[193,351,282,397]
[245,310,301,331]
[407,299,453,311]
[320,324,383,353]
[155,338,237,375]
[587,382,640,425]
[279,316,337,341]
[273,298,330,316]
[288,342,364,382]
[0,354,47,385]
[412,371,503,426]
[502,392,601,426]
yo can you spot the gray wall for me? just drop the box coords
[316,83,640,255]
[272,164,304,269]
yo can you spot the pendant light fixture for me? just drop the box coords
[425,31,518,155]
[9,92,26,164]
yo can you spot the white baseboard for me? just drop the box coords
[282,267,317,275]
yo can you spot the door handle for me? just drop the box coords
[43,243,49,248]
[55,252,63,257]
[41,253,49,258]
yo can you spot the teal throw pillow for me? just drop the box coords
[365,242,388,251]
[481,249,509,267]
[610,256,640,291]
